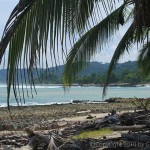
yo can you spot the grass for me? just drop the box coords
[72,128,113,139]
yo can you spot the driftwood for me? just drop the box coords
[109,125,147,131]
[24,128,65,150]
[25,128,50,149]
[24,128,93,150]
[1,110,150,150]
[0,133,28,150]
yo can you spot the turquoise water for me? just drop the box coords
[0,84,150,107]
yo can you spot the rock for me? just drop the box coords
[146,121,150,128]
[105,98,116,103]
[86,115,94,119]
[107,114,119,124]
[120,114,134,126]
[51,121,59,129]
[60,142,80,150]
[122,132,150,142]
[1,124,14,131]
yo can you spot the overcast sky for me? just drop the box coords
[0,0,138,69]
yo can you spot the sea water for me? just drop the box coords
[0,84,150,107]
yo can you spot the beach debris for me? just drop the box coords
[1,109,150,149]
[105,98,116,103]
[120,113,134,126]
[86,115,94,119]
[76,110,91,115]
[105,110,119,124]
[71,100,89,104]
[25,127,50,149]
[59,139,92,150]
[109,124,147,132]
[122,132,150,142]
[59,141,81,150]
[25,128,65,150]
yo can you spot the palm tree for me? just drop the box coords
[62,0,150,96]
[0,0,150,107]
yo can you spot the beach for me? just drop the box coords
[0,99,136,131]
[0,98,150,149]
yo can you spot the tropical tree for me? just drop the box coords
[62,0,150,97]
[0,0,150,107]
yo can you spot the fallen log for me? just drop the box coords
[109,125,147,131]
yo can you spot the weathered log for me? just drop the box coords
[109,125,147,131]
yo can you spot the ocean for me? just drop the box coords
[0,84,150,107]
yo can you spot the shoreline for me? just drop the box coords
[0,98,149,149]
[0,98,138,131]
[1,83,150,87]
[0,97,149,131]
[0,97,149,108]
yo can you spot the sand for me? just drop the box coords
[0,100,137,131]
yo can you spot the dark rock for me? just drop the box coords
[120,114,134,126]
[1,124,14,131]
[86,115,94,119]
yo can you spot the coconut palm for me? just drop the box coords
[0,0,150,107]
[62,0,150,96]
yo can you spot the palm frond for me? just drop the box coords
[62,4,131,86]
[103,23,135,97]
[138,42,150,76]
[0,0,132,107]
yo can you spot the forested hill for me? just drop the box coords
[0,61,145,84]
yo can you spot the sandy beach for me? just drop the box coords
[0,98,150,149]
[0,98,137,131]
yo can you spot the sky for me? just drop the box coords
[0,0,138,69]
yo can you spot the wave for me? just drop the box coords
[0,84,62,89]
[21,85,63,89]
[0,101,71,107]
[34,85,62,89]
[108,86,122,88]
[0,84,7,88]
[136,84,150,88]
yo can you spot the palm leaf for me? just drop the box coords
[0,0,132,107]
[102,23,135,97]
[138,42,150,76]
[62,4,130,86]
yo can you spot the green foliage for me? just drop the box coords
[36,65,150,85]
[72,69,150,85]
[34,73,61,84]
[131,97,150,112]
[72,128,113,139]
